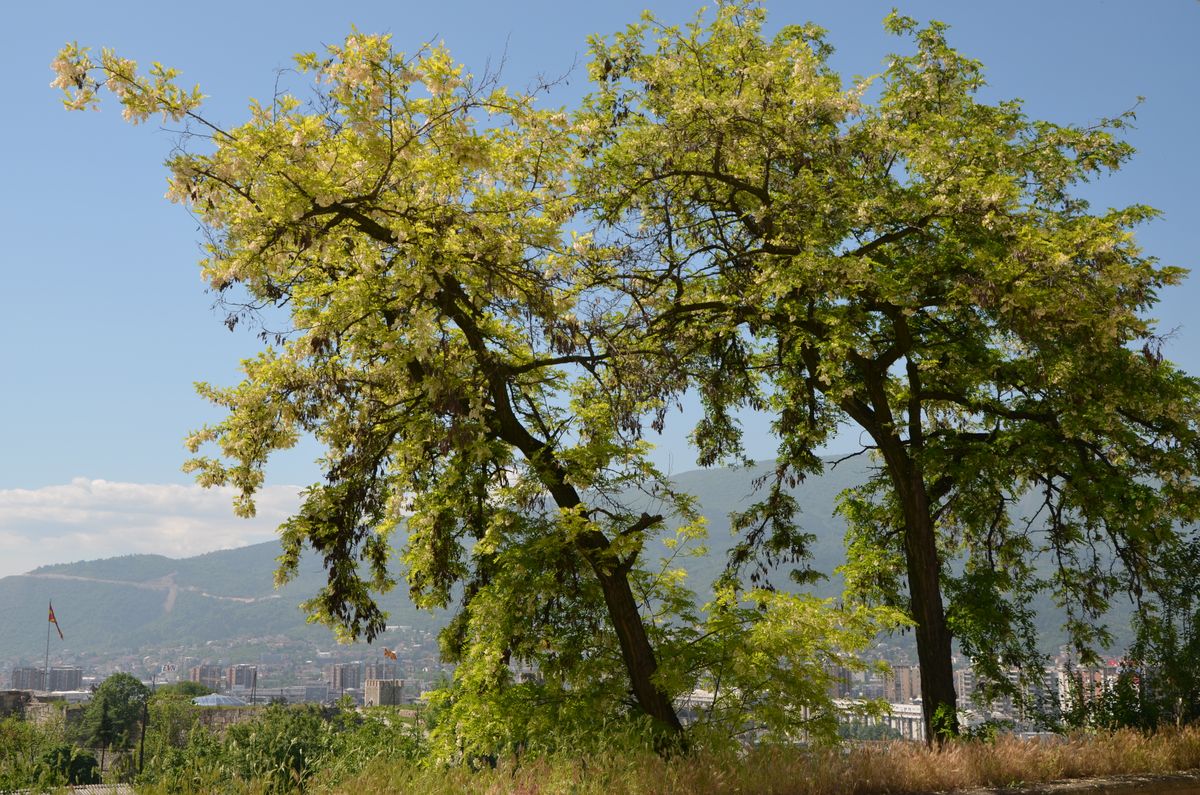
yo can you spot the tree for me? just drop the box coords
[155,681,213,699]
[52,33,897,753]
[582,2,1200,742]
[53,32,690,743]
[78,673,150,752]
[1128,532,1200,726]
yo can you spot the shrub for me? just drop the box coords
[33,743,100,788]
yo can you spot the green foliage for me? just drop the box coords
[0,716,65,791]
[222,705,327,793]
[683,588,902,746]
[136,702,427,793]
[1128,534,1200,726]
[33,743,101,788]
[139,719,229,792]
[1059,667,1149,732]
[157,681,214,698]
[315,707,427,785]
[580,0,1200,736]
[958,719,1014,743]
[77,672,150,751]
[50,17,905,751]
[1060,537,1200,733]
[837,721,902,741]
[142,693,203,759]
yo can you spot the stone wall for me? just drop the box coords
[0,689,31,717]
[194,706,262,733]
[25,699,85,729]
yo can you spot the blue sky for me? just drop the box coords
[1,1,1197,575]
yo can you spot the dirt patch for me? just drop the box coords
[950,769,1200,794]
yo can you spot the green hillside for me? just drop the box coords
[0,458,1133,665]
[662,458,869,593]
[0,535,440,663]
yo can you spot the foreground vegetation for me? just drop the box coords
[129,720,1200,792]
[8,680,1200,794]
[310,730,1200,795]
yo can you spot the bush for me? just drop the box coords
[0,715,66,791]
[34,743,100,787]
[223,705,328,792]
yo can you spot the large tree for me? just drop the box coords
[52,35,688,743]
[582,2,1200,741]
[77,673,150,752]
[52,32,894,754]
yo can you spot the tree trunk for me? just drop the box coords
[504,462,685,739]
[473,345,686,739]
[877,438,958,744]
[903,501,958,744]
[590,564,685,735]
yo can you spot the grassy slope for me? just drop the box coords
[125,727,1200,795]
[307,729,1200,795]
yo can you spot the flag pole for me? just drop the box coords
[43,603,51,692]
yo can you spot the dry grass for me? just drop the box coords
[307,727,1200,795]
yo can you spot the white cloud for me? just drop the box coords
[0,479,302,579]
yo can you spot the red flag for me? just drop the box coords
[48,602,64,640]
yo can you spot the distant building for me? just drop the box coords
[1058,661,1123,711]
[189,664,224,692]
[826,665,854,699]
[11,667,44,691]
[954,666,976,703]
[193,693,249,707]
[364,679,403,707]
[835,698,926,742]
[46,667,82,692]
[364,662,398,681]
[998,666,1060,721]
[884,664,921,703]
[264,684,330,704]
[951,663,1060,724]
[327,662,362,692]
[675,688,716,725]
[227,664,257,692]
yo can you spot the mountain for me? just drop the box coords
[0,458,1132,665]
[0,539,443,664]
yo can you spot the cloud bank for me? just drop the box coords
[0,479,302,579]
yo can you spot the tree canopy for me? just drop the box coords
[77,673,150,751]
[53,0,1200,751]
[580,2,1200,740]
[52,18,894,754]
[155,681,213,699]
